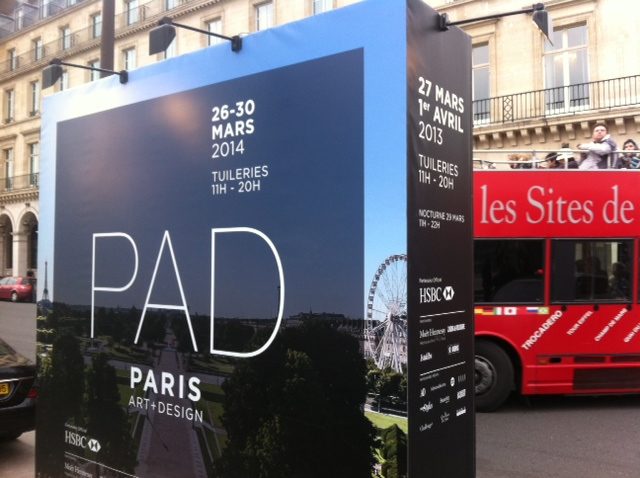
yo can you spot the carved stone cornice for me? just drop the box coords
[0,189,39,205]
[0,133,18,142]
[473,109,640,146]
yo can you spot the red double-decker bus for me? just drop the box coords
[474,170,640,411]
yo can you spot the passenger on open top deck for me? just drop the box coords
[576,123,618,169]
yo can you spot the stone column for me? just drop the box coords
[0,227,12,276]
[0,228,5,274]
[12,231,27,277]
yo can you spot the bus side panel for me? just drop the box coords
[477,305,640,395]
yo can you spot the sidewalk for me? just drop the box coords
[0,431,35,478]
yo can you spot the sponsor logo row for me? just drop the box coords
[419,342,462,363]
[418,407,467,432]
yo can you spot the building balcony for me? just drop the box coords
[473,75,640,127]
[0,0,195,80]
[0,0,89,40]
[1,173,39,194]
[0,14,15,38]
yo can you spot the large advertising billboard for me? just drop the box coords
[37,1,473,476]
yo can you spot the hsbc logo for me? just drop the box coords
[443,286,454,301]
[419,286,455,303]
[65,431,101,453]
[88,439,101,453]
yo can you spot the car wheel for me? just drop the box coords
[475,340,514,412]
[10,291,18,302]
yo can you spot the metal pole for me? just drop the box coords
[446,6,537,27]
[100,0,115,77]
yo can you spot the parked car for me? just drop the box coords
[0,338,36,440]
[0,276,34,302]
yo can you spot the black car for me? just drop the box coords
[0,338,36,440]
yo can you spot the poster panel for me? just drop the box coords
[41,49,367,478]
[37,1,473,477]
[406,0,475,476]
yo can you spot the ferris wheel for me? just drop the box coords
[365,254,408,373]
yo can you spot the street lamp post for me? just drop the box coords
[100,0,115,77]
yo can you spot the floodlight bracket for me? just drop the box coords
[439,3,552,45]
[149,17,242,55]
[42,58,128,88]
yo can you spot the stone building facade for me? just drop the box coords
[431,0,640,165]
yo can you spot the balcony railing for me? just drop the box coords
[0,0,192,79]
[473,75,640,126]
[1,173,39,193]
[0,0,89,40]
[115,0,190,30]
[0,0,191,40]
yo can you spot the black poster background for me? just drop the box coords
[37,51,367,478]
[406,0,475,476]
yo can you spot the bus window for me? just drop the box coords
[551,240,632,302]
[474,239,544,304]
